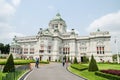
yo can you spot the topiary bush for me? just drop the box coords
[2,54,15,72]
[88,55,98,71]
[73,57,78,64]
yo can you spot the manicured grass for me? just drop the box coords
[82,63,120,70]
[68,63,120,80]
[0,71,7,80]
[68,67,107,80]
[0,70,29,80]
[15,70,28,80]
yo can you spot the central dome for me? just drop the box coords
[49,13,67,33]
[51,13,64,21]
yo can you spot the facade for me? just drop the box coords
[10,13,112,62]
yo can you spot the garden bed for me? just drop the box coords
[70,64,88,71]
[95,71,120,80]
[101,69,120,76]
[69,63,120,80]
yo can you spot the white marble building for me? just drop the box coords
[10,13,112,62]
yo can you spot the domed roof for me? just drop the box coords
[10,42,21,48]
[50,13,65,22]
[10,36,21,48]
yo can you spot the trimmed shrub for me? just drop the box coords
[0,60,49,65]
[40,61,49,64]
[88,55,98,71]
[71,64,88,71]
[3,54,15,72]
[95,71,120,80]
[14,60,34,65]
[73,57,78,64]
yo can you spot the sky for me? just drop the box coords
[0,0,120,53]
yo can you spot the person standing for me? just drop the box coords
[62,59,65,67]
[35,58,39,68]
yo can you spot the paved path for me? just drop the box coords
[25,63,85,80]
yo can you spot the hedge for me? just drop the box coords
[70,64,88,71]
[0,60,49,65]
[40,61,49,64]
[95,71,120,80]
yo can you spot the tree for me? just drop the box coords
[73,57,78,64]
[3,54,15,72]
[0,43,4,53]
[4,44,10,54]
[88,55,98,71]
[112,54,120,62]
[0,43,10,54]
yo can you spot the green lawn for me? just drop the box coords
[68,63,120,80]
[0,71,7,80]
[82,63,120,70]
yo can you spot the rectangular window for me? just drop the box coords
[97,47,99,54]
[68,48,70,52]
[97,47,98,51]
[48,46,51,49]
[97,51,99,54]
[103,51,104,54]
[39,50,44,53]
[97,46,105,54]
[30,48,34,54]
[102,47,104,54]
[24,48,28,54]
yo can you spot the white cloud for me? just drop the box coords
[12,0,21,7]
[0,0,15,21]
[0,22,25,43]
[86,11,120,53]
[8,32,25,38]
[0,0,22,44]
[86,11,120,36]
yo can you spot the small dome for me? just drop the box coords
[10,42,21,48]
[56,13,61,17]
[50,13,64,22]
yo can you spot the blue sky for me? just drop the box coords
[0,0,120,53]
